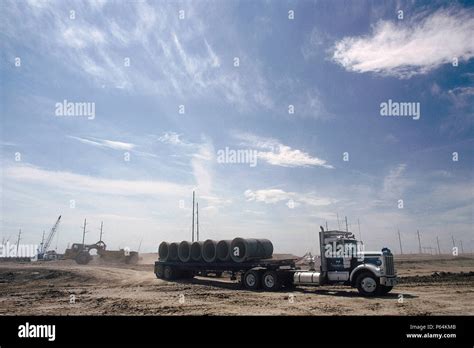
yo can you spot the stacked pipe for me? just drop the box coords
[158,238,273,263]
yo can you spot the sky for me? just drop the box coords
[0,0,473,256]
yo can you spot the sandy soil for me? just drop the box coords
[0,255,472,315]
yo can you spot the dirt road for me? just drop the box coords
[0,256,472,315]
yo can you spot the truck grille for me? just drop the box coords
[384,254,395,276]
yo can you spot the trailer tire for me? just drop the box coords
[243,270,261,290]
[155,264,164,279]
[262,270,282,291]
[378,285,393,296]
[164,266,176,280]
[356,271,379,297]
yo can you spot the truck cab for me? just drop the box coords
[319,227,398,296]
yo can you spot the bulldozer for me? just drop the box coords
[64,241,139,265]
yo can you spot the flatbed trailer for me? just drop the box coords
[154,258,298,291]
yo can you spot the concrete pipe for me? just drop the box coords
[158,241,169,261]
[230,238,273,263]
[178,241,192,262]
[202,239,218,263]
[168,242,179,261]
[216,240,232,261]
[190,241,204,261]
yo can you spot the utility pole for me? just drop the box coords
[345,216,348,232]
[16,229,21,255]
[196,202,199,242]
[436,236,441,255]
[417,230,422,254]
[99,221,104,241]
[191,191,195,242]
[82,219,87,246]
[325,221,328,231]
[451,235,456,248]
[398,229,403,255]
[460,240,464,254]
[336,213,341,230]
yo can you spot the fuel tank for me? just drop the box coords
[293,271,321,285]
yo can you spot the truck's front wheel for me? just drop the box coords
[356,272,379,297]
[243,270,261,290]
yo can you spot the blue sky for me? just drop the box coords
[1,0,473,256]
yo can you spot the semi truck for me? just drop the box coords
[154,226,398,296]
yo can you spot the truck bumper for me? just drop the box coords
[380,276,398,287]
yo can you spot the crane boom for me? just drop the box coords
[42,215,61,253]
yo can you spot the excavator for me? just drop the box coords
[64,240,139,265]
[37,215,61,261]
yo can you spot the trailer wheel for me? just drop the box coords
[155,264,164,279]
[243,270,261,290]
[262,270,281,291]
[378,285,393,296]
[164,266,176,280]
[356,271,379,297]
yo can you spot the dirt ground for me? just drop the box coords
[0,254,472,315]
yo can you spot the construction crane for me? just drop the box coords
[37,215,61,260]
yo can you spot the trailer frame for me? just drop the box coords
[154,258,298,291]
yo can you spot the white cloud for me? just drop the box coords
[447,87,474,108]
[235,133,333,168]
[157,132,190,146]
[382,164,413,200]
[191,139,214,194]
[332,7,474,78]
[200,195,232,206]
[244,189,334,207]
[2,1,276,110]
[4,164,190,196]
[62,26,106,49]
[68,136,135,151]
